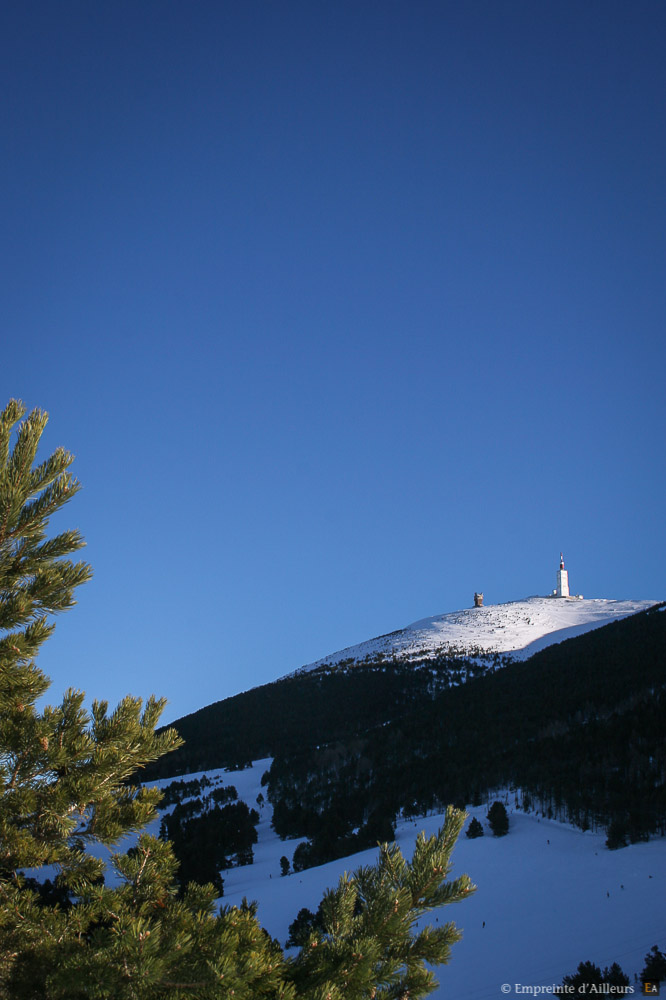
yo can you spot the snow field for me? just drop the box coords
[297,597,659,672]
[199,760,665,1000]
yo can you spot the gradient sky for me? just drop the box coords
[2,1,664,724]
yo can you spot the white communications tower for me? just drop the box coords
[556,553,569,598]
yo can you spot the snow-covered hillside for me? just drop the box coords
[296,596,658,672]
[144,760,665,999]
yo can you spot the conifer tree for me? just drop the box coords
[0,401,183,994]
[556,959,629,997]
[487,801,509,837]
[641,945,666,984]
[0,400,475,999]
[466,817,484,839]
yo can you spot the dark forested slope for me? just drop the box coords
[265,602,666,863]
[143,652,490,779]
[146,603,665,861]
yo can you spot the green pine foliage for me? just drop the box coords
[0,400,179,889]
[0,401,474,999]
[286,812,475,1000]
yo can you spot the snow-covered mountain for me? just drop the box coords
[297,596,658,672]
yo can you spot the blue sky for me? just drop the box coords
[2,1,664,723]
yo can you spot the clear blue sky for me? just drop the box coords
[2,1,664,723]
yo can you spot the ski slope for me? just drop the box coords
[145,760,664,999]
[296,596,658,671]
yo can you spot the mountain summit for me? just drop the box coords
[297,596,657,672]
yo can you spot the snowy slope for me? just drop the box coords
[296,596,658,672]
[156,760,665,999]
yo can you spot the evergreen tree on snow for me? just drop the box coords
[487,801,509,837]
[466,817,484,839]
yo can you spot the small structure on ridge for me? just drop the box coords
[474,592,484,608]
